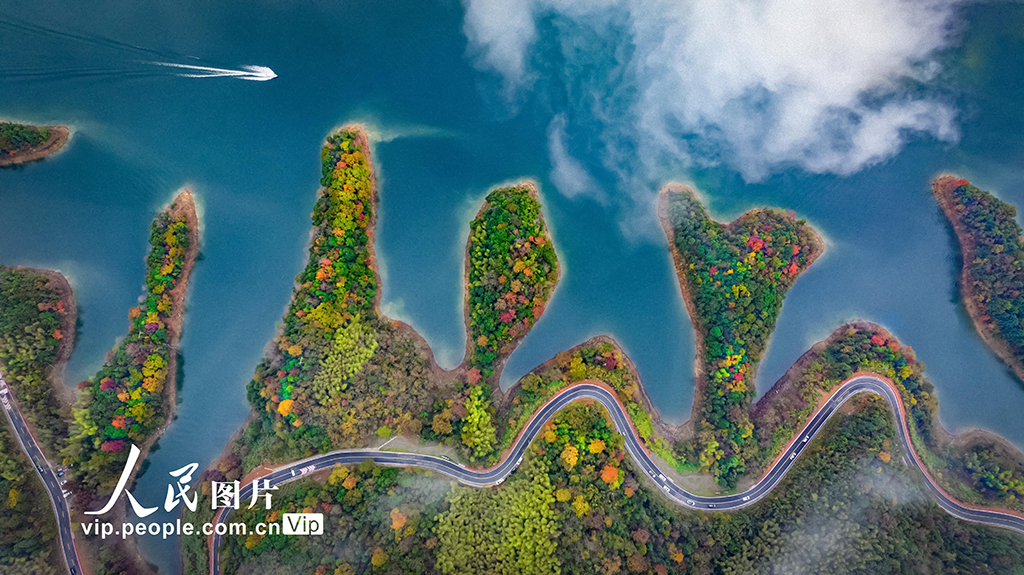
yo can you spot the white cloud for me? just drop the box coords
[547,113,605,200]
[462,0,539,95]
[461,0,962,181]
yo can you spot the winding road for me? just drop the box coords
[209,374,1024,575]
[0,371,82,575]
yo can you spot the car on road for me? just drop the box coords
[789,453,795,460]
[686,500,695,506]
[742,495,750,501]
[802,435,809,442]
[707,504,715,508]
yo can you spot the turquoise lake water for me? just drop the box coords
[2,2,1024,572]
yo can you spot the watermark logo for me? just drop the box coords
[85,444,277,516]
[282,513,323,535]
[76,443,313,540]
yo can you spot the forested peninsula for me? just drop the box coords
[0,121,69,166]
[64,190,198,498]
[933,175,1024,383]
[6,123,1024,575]
[182,128,1024,575]
[659,184,824,486]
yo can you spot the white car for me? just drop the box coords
[802,435,809,443]
[686,500,695,506]
[742,495,750,501]
[789,453,796,460]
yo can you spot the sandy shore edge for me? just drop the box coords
[0,125,70,167]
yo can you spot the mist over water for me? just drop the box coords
[1,1,1024,573]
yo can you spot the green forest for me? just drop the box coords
[0,122,50,156]
[209,401,1024,575]
[0,267,68,453]
[0,268,64,573]
[0,417,60,574]
[751,325,936,467]
[5,128,1024,575]
[664,189,821,486]
[63,204,193,498]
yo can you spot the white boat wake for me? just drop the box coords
[0,17,277,82]
[150,62,277,81]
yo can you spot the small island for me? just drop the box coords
[0,121,70,166]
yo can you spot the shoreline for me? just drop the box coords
[349,126,461,389]
[344,143,560,397]
[0,125,70,167]
[931,174,1024,384]
[656,184,708,435]
[349,127,384,315]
